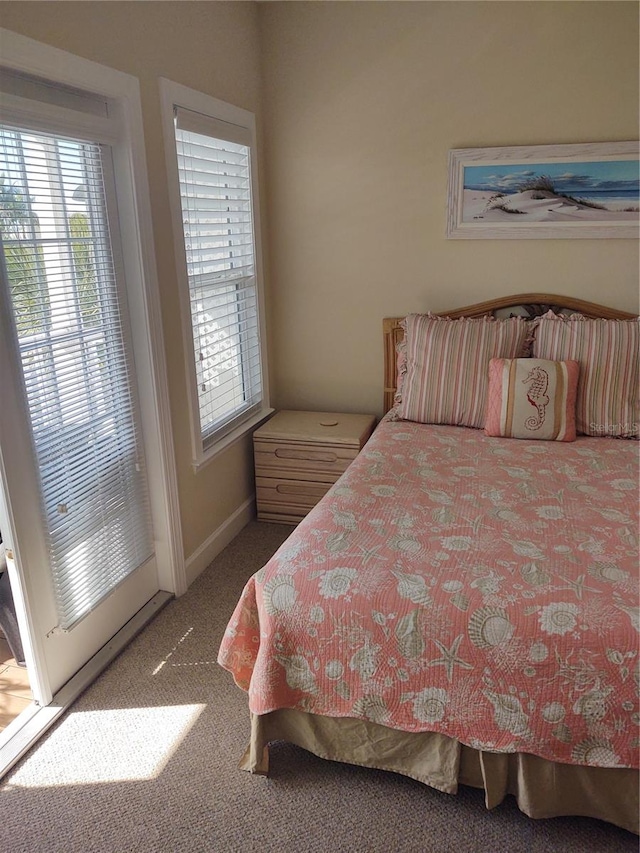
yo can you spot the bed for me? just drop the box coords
[218,293,639,834]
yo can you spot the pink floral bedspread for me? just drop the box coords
[218,418,639,769]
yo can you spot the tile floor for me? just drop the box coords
[0,636,32,732]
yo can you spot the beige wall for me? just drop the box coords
[1,2,263,558]
[2,2,639,562]
[258,1,640,419]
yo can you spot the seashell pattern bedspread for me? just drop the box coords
[218,418,639,769]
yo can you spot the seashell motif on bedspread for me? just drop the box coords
[392,571,432,605]
[395,610,425,660]
[520,562,551,587]
[218,418,640,770]
[587,561,629,584]
[538,602,579,636]
[468,607,514,648]
[349,638,381,681]
[274,654,318,695]
[573,686,613,723]
[485,691,530,737]
[318,567,357,599]
[263,576,297,615]
[413,688,448,724]
[613,599,640,633]
[352,695,390,725]
[571,738,621,767]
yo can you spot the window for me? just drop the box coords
[160,81,270,467]
[0,76,153,628]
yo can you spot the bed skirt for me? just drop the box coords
[240,710,639,835]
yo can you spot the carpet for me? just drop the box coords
[0,521,636,853]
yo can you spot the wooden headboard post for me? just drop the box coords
[383,292,637,415]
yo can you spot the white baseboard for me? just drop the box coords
[185,497,255,588]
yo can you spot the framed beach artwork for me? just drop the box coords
[447,141,639,239]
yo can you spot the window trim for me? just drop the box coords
[159,78,271,471]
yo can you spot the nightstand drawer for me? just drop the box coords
[254,504,312,525]
[256,477,331,509]
[254,440,358,481]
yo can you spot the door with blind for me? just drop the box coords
[0,72,167,700]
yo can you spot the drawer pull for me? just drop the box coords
[275,482,328,496]
[275,448,338,463]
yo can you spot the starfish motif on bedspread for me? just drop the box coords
[555,574,601,600]
[354,545,387,566]
[429,634,473,681]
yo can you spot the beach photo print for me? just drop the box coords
[447,141,639,239]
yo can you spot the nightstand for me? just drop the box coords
[254,410,376,524]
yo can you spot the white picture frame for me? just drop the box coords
[447,141,639,239]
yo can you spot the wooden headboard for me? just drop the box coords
[383,292,637,414]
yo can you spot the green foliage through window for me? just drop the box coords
[69,212,100,327]
[0,175,48,337]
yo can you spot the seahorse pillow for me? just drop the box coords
[485,358,579,441]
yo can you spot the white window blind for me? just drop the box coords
[0,124,153,629]
[174,106,263,448]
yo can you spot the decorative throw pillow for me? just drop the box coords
[532,312,639,438]
[398,314,531,429]
[485,358,579,441]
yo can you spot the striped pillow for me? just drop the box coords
[398,314,531,428]
[485,358,579,441]
[532,313,639,438]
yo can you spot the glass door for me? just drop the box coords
[0,123,160,699]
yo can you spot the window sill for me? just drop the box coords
[191,406,275,473]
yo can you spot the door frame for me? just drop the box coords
[0,28,185,705]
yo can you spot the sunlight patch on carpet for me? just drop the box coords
[7,704,206,787]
